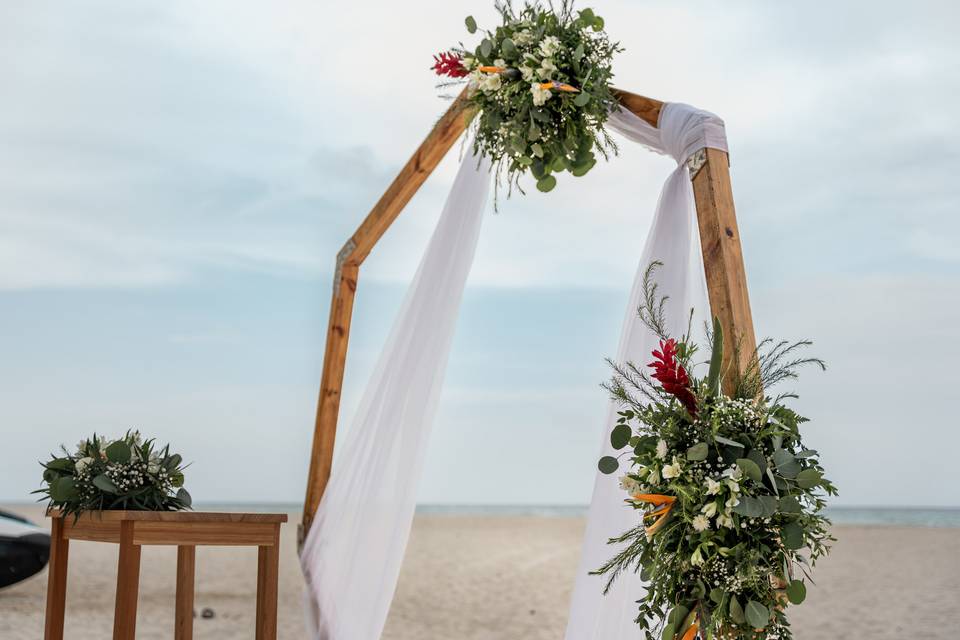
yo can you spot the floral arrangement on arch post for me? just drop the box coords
[595,262,837,640]
[431,0,622,196]
[35,431,192,518]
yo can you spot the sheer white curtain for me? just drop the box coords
[300,102,729,640]
[563,103,728,639]
[300,149,491,640]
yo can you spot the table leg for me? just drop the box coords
[255,529,280,640]
[44,517,69,640]
[113,521,141,640]
[175,546,196,640]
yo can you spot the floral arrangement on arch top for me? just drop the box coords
[431,0,622,196]
[595,262,837,640]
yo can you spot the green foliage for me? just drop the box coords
[451,1,622,199]
[593,261,836,640]
[34,431,192,519]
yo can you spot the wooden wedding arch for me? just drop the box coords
[299,88,758,542]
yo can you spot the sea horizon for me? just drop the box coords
[6,502,958,527]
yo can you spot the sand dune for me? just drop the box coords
[1,506,957,639]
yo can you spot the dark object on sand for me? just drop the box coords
[0,510,50,588]
[201,607,215,619]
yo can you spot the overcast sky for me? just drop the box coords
[1,0,958,507]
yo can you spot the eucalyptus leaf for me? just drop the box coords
[536,175,557,193]
[781,521,805,549]
[786,579,807,604]
[736,458,762,483]
[778,495,802,513]
[796,468,822,489]
[598,456,619,475]
[728,597,745,624]
[501,38,517,58]
[686,442,709,461]
[50,477,77,502]
[105,440,131,463]
[93,473,119,494]
[610,424,632,450]
[745,600,769,629]
[480,39,493,58]
[176,488,192,508]
[573,92,591,107]
[714,435,745,448]
[660,623,675,640]
[465,15,477,33]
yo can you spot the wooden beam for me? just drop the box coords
[300,90,477,539]
[611,88,663,127]
[299,88,753,540]
[691,147,757,393]
[347,89,478,265]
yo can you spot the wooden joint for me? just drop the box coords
[687,148,708,180]
[333,239,358,291]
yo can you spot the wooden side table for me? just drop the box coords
[43,510,288,640]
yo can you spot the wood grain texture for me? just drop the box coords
[299,88,756,539]
[49,511,287,523]
[43,517,69,640]
[301,261,359,538]
[112,521,141,640]
[692,147,758,393]
[611,88,663,127]
[175,546,196,640]
[301,89,478,537]
[255,531,281,640]
[133,521,278,546]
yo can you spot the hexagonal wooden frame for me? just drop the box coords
[300,88,757,538]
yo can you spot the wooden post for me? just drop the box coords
[43,517,69,640]
[298,88,755,538]
[255,528,281,640]
[690,147,757,392]
[300,89,478,538]
[113,521,141,640]
[174,546,196,640]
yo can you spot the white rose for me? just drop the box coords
[662,459,682,480]
[519,65,534,81]
[530,82,552,106]
[538,58,557,80]
[656,439,669,460]
[75,457,94,474]
[479,73,502,93]
[539,35,561,57]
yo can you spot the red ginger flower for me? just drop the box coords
[648,339,698,417]
[431,51,468,78]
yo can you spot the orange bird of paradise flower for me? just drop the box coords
[539,81,580,93]
[627,494,677,538]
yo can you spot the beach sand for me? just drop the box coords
[1,505,957,639]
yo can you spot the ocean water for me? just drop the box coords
[193,503,960,527]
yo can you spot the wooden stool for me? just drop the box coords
[43,511,288,640]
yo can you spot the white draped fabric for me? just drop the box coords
[563,103,727,639]
[301,102,729,640]
[300,150,491,640]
